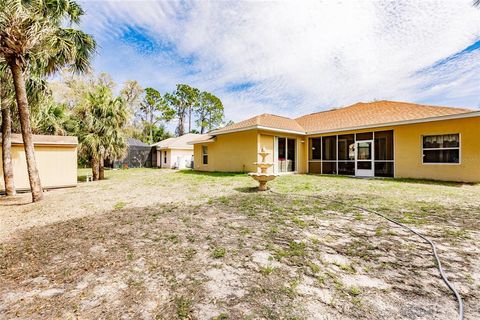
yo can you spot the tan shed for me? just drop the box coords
[0,134,78,192]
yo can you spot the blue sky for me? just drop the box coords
[78,0,480,123]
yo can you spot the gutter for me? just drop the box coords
[305,111,480,135]
[204,111,480,137]
[189,137,216,145]
[210,125,306,136]
[156,146,194,150]
[11,142,78,147]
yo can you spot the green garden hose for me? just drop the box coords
[269,189,464,320]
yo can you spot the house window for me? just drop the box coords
[422,134,460,164]
[163,151,167,164]
[202,146,208,164]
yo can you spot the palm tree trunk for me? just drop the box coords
[91,156,99,181]
[1,101,16,196]
[99,157,105,180]
[9,62,43,202]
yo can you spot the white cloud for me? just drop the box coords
[79,0,480,122]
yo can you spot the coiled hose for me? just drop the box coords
[269,189,464,320]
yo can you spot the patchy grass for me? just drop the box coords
[175,295,193,319]
[212,247,227,259]
[0,169,479,319]
[113,201,127,210]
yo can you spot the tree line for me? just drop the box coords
[0,0,228,203]
[138,83,225,144]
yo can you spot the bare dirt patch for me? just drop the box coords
[0,169,254,241]
[1,189,479,319]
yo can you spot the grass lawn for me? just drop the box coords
[0,169,479,319]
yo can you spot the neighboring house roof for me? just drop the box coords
[127,137,150,147]
[1,133,78,146]
[152,133,202,150]
[205,100,476,137]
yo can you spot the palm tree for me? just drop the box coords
[31,100,74,135]
[475,1,480,7]
[75,85,128,180]
[98,95,128,180]
[0,0,95,202]
[0,59,50,196]
[0,63,15,196]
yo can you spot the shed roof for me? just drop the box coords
[3,133,78,146]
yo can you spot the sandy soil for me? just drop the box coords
[0,170,479,319]
[0,169,254,241]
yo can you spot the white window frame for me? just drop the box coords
[422,133,461,165]
[202,146,208,165]
[274,136,298,174]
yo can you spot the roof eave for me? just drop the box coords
[189,138,216,145]
[305,111,480,135]
[211,125,306,136]
[156,146,194,150]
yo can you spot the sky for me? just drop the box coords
[78,0,480,123]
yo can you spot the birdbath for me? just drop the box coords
[249,147,279,191]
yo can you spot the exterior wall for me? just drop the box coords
[160,149,170,168]
[169,149,194,169]
[194,130,258,172]
[394,117,480,182]
[0,144,77,191]
[158,148,194,169]
[193,116,479,182]
[307,116,480,182]
[156,150,161,167]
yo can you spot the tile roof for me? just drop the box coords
[152,133,202,149]
[211,101,475,135]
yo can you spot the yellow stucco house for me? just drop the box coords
[190,101,480,182]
